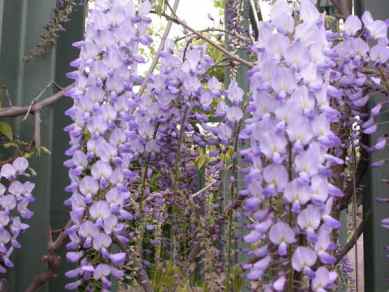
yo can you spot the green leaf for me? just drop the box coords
[0,122,13,141]
[195,152,209,169]
[2,142,18,149]
[155,0,167,15]
[24,151,34,158]
[28,167,37,176]
[39,146,51,155]
[213,0,224,9]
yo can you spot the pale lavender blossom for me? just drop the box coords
[292,246,317,275]
[0,158,34,273]
[64,0,152,289]
[269,222,296,255]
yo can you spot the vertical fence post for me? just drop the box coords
[0,1,84,291]
[359,1,389,291]
[223,1,251,290]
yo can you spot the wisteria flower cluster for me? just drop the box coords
[241,0,345,290]
[59,0,389,290]
[0,157,34,274]
[331,11,388,150]
[63,0,152,290]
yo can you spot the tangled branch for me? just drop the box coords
[153,11,254,68]
[0,86,71,118]
[25,221,71,292]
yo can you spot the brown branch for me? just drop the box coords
[330,0,352,17]
[25,221,71,292]
[174,28,251,43]
[335,220,365,265]
[0,85,72,118]
[0,278,9,292]
[153,11,254,68]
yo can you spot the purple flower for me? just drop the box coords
[315,226,336,264]
[0,164,16,179]
[64,0,153,289]
[91,161,112,180]
[344,15,362,36]
[0,195,16,211]
[226,80,244,104]
[284,180,311,211]
[12,157,28,174]
[291,246,317,273]
[93,232,112,250]
[94,264,111,280]
[297,205,321,239]
[295,143,323,179]
[272,276,286,291]
[89,201,111,220]
[109,252,126,265]
[271,67,296,97]
[79,221,99,239]
[311,176,329,203]
[300,0,320,25]
[362,11,388,39]
[79,176,99,197]
[242,1,342,287]
[311,267,337,291]
[263,164,288,194]
[370,43,389,63]
[208,77,221,94]
[270,0,294,33]
[269,222,296,255]
[66,251,83,263]
[226,106,243,122]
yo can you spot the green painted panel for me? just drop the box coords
[360,2,389,291]
[363,101,389,292]
[1,1,56,291]
[0,1,84,291]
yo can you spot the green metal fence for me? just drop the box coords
[358,1,389,291]
[0,1,84,291]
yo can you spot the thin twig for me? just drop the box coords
[34,112,41,149]
[248,0,260,38]
[23,82,54,120]
[0,85,71,118]
[329,0,351,17]
[139,0,180,96]
[191,180,218,198]
[174,28,251,43]
[335,220,365,265]
[153,11,254,68]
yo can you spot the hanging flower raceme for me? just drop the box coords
[0,157,34,273]
[140,44,217,189]
[331,12,388,155]
[63,0,152,290]
[241,0,343,290]
[332,14,389,264]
